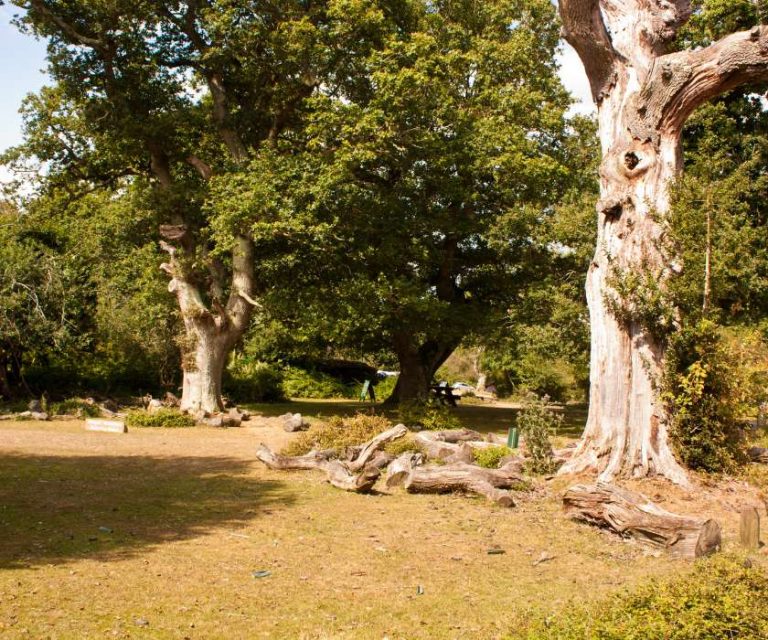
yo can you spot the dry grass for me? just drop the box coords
[0,409,763,639]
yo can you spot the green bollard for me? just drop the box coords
[507,427,519,449]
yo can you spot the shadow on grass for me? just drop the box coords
[0,454,293,569]
[247,399,588,438]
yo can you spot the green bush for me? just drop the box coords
[398,399,463,431]
[281,366,356,399]
[523,554,768,639]
[473,445,512,469]
[225,359,286,403]
[383,434,426,457]
[49,398,102,418]
[516,394,561,474]
[126,408,196,428]
[282,413,394,457]
[662,319,746,473]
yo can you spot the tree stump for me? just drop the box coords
[563,483,721,559]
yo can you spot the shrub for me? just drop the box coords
[398,399,463,431]
[383,434,426,457]
[523,554,768,639]
[662,319,746,473]
[225,359,286,403]
[473,445,512,469]
[282,413,394,457]
[49,398,102,418]
[516,394,561,474]
[281,366,356,399]
[126,408,196,428]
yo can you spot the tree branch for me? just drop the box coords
[633,26,768,139]
[26,0,106,50]
[559,0,619,102]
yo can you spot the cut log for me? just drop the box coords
[282,412,308,433]
[347,424,407,472]
[255,444,380,493]
[367,450,395,471]
[400,462,524,507]
[563,483,721,559]
[386,453,422,488]
[432,428,485,443]
[748,447,768,463]
[444,442,475,465]
[414,432,460,461]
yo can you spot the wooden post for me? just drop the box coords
[740,507,760,551]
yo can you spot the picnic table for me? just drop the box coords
[430,382,458,407]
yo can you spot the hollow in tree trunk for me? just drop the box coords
[557,1,768,484]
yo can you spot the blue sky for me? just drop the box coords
[0,5,48,154]
[0,7,593,159]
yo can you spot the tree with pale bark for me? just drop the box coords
[6,0,404,414]
[558,0,768,484]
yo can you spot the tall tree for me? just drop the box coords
[558,0,768,484]
[214,0,579,404]
[6,0,383,413]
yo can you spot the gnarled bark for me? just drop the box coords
[563,483,721,558]
[256,444,382,493]
[558,1,768,485]
[388,457,524,507]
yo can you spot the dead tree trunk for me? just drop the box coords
[558,1,768,484]
[563,483,721,558]
[256,424,407,492]
[256,444,382,492]
[388,455,524,507]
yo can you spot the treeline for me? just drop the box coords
[0,0,766,421]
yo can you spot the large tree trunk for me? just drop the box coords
[161,233,256,415]
[558,1,768,485]
[385,336,456,405]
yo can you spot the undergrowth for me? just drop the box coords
[473,445,512,469]
[49,398,102,418]
[126,408,196,428]
[522,554,768,639]
[281,413,395,457]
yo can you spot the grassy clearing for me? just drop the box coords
[246,398,588,438]
[0,407,763,639]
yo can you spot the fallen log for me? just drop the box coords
[256,444,380,492]
[347,424,408,472]
[431,428,485,443]
[390,460,524,507]
[386,453,422,488]
[563,483,721,559]
[748,447,768,463]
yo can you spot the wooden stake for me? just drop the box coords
[740,507,760,551]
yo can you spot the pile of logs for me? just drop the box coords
[258,423,727,558]
[256,425,531,506]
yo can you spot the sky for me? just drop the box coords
[0,7,594,176]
